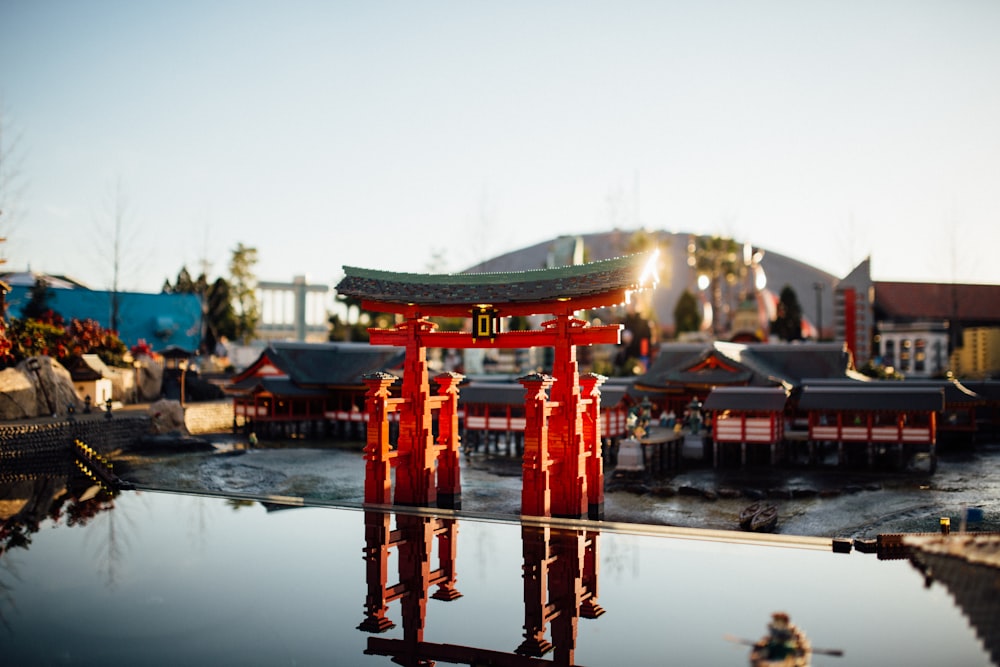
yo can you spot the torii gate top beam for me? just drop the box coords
[335,252,659,320]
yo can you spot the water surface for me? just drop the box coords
[2,485,994,666]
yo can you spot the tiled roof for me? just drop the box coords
[875,282,1000,323]
[962,380,1000,401]
[804,378,983,405]
[720,342,860,385]
[797,386,945,411]
[230,342,404,389]
[702,386,789,412]
[336,254,652,306]
[636,345,758,390]
[636,342,861,392]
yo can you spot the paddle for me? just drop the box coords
[724,634,845,657]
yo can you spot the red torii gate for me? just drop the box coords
[336,253,657,520]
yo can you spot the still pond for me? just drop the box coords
[1,476,995,666]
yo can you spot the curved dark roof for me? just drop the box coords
[637,341,860,392]
[719,342,861,385]
[703,386,789,412]
[803,378,983,405]
[635,344,757,390]
[798,386,945,411]
[336,253,653,307]
[230,342,404,389]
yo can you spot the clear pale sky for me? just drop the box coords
[2,1,998,294]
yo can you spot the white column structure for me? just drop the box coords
[257,276,330,342]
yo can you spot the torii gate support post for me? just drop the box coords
[434,371,464,510]
[519,373,556,518]
[394,514,434,658]
[548,527,585,667]
[395,318,438,507]
[580,372,607,520]
[363,372,399,505]
[358,510,395,633]
[580,529,605,619]
[547,315,588,519]
[516,524,555,658]
[430,518,462,602]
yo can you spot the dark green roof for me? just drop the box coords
[803,378,983,405]
[336,254,653,306]
[636,345,757,389]
[637,342,859,391]
[231,342,404,389]
[798,386,945,412]
[703,386,789,412]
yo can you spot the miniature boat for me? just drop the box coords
[739,502,778,533]
[739,502,763,529]
[749,612,811,667]
[750,504,778,533]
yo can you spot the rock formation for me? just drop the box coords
[0,356,81,420]
[147,398,189,435]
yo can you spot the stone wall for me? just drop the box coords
[0,414,150,457]
[184,400,242,435]
[0,400,240,459]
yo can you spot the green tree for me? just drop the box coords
[167,267,196,294]
[673,289,702,336]
[21,278,57,321]
[771,285,803,341]
[689,235,741,335]
[206,277,238,345]
[229,243,260,344]
[164,267,238,354]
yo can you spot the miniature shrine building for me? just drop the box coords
[227,342,404,439]
[335,253,658,520]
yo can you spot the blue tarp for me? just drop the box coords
[5,286,203,353]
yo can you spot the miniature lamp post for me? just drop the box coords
[178,359,188,406]
[133,359,142,403]
[26,357,55,417]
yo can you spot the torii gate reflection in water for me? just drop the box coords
[358,510,604,666]
[336,252,658,520]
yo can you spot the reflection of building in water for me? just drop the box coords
[358,511,604,667]
[905,534,1000,667]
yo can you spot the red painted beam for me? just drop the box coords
[369,325,622,349]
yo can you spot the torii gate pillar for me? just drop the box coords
[518,316,608,520]
[548,315,586,519]
[394,318,438,508]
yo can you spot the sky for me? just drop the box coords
[1,1,998,296]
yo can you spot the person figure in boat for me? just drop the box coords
[758,612,801,660]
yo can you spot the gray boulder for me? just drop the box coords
[147,398,189,435]
[0,367,38,420]
[0,356,82,420]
